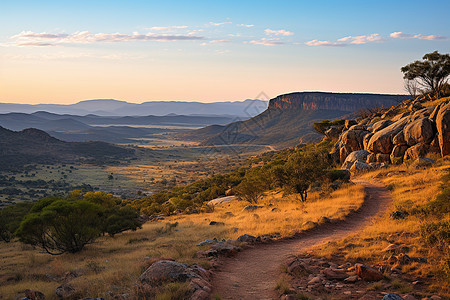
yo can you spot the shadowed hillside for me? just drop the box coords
[0,127,135,171]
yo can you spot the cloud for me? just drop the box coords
[337,33,384,44]
[4,42,60,47]
[264,29,294,36]
[238,24,254,28]
[209,40,230,43]
[8,30,204,46]
[209,22,232,27]
[305,33,384,47]
[390,31,447,40]
[147,25,188,31]
[248,38,284,46]
[305,40,346,47]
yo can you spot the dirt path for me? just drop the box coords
[211,180,392,300]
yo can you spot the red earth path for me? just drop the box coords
[211,180,392,300]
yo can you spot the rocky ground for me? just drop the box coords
[280,251,445,300]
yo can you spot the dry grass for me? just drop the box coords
[0,184,364,299]
[173,184,365,239]
[314,159,450,296]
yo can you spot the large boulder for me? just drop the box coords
[370,120,393,133]
[139,261,194,285]
[367,117,410,154]
[390,145,408,164]
[350,161,371,173]
[392,130,406,145]
[341,150,370,169]
[412,106,435,120]
[341,130,370,153]
[391,112,410,122]
[324,126,344,140]
[345,119,357,129]
[403,117,435,146]
[404,143,429,161]
[436,101,450,157]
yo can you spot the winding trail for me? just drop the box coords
[211,180,392,300]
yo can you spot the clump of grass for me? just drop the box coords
[367,281,383,291]
[275,274,292,294]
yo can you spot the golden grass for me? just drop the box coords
[0,184,364,299]
[173,184,365,239]
[314,160,450,296]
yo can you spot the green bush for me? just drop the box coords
[420,220,450,250]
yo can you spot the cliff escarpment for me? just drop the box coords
[268,92,409,112]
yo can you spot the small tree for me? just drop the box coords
[279,150,328,201]
[401,51,450,98]
[16,199,103,255]
[235,170,267,204]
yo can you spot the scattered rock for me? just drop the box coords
[354,263,383,281]
[236,234,257,243]
[411,157,434,168]
[323,268,348,280]
[242,205,261,211]
[55,283,76,299]
[196,238,219,246]
[139,260,194,285]
[24,289,45,300]
[209,221,225,226]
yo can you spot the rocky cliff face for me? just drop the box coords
[268,92,409,112]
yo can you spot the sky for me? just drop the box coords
[0,0,449,104]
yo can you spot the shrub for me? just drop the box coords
[420,220,450,251]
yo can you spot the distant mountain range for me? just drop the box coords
[0,111,238,144]
[0,99,268,117]
[180,92,410,148]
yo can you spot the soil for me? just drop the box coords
[210,180,392,299]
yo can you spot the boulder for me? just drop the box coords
[371,120,393,133]
[367,117,410,154]
[404,143,429,161]
[341,130,370,153]
[341,150,370,169]
[391,112,410,122]
[429,133,441,153]
[323,268,348,280]
[392,130,406,145]
[411,157,434,168]
[382,294,403,300]
[348,124,367,131]
[412,106,434,120]
[363,133,373,150]
[324,126,343,140]
[139,260,194,285]
[209,221,225,226]
[344,275,359,283]
[350,161,371,172]
[436,101,450,156]
[208,196,235,205]
[390,145,408,164]
[376,153,390,163]
[354,263,383,281]
[403,117,435,146]
[345,119,357,129]
[339,146,348,164]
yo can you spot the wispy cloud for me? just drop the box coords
[337,33,384,44]
[305,33,383,47]
[390,31,447,40]
[264,29,294,36]
[7,30,204,46]
[305,40,346,47]
[201,40,230,46]
[248,38,284,46]
[146,25,188,31]
[238,24,254,28]
[209,22,232,27]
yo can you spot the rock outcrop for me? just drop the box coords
[326,96,450,170]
